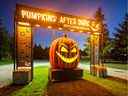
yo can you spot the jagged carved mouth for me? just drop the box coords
[56,51,78,63]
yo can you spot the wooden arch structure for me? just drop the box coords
[13,4,107,84]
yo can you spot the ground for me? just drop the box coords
[0,66,127,96]
[45,80,114,96]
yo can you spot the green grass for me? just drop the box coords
[80,59,90,64]
[80,59,128,70]
[0,59,13,65]
[84,71,128,96]
[11,66,127,96]
[11,66,48,96]
[106,63,128,70]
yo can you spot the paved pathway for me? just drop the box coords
[0,61,127,88]
[79,63,128,80]
[0,64,13,88]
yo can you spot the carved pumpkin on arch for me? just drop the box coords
[49,36,79,69]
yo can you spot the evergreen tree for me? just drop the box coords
[43,47,49,59]
[94,8,110,62]
[0,17,10,60]
[83,37,90,57]
[34,44,43,59]
[33,44,49,60]
[111,14,128,63]
[33,44,38,59]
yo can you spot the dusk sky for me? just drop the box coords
[0,0,127,49]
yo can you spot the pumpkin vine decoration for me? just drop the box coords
[49,36,79,69]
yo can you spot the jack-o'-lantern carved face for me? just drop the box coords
[56,43,79,63]
[49,36,79,69]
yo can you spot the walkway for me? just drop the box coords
[79,64,128,80]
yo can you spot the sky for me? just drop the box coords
[0,0,127,49]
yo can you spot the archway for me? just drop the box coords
[13,4,106,84]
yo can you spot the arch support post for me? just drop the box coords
[90,33,107,78]
[13,22,33,84]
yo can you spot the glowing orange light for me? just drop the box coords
[79,30,83,33]
[58,27,62,30]
[48,26,52,29]
[93,32,100,35]
[78,19,90,26]
[59,16,77,25]
[21,10,57,23]
[90,22,100,32]
[70,29,74,32]
[18,22,30,26]
[17,67,31,70]
[87,32,91,34]
[18,5,101,33]
[35,24,40,27]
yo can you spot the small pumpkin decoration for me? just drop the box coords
[49,36,79,69]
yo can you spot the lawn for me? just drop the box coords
[80,59,90,64]
[106,63,128,70]
[11,66,48,96]
[80,59,128,70]
[84,71,128,96]
[0,59,13,65]
[10,66,127,96]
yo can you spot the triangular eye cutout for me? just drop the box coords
[61,46,68,53]
[71,47,77,53]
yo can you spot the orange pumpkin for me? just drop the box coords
[49,36,79,69]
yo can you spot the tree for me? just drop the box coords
[111,14,128,63]
[0,17,10,60]
[33,44,43,59]
[94,8,110,62]
[33,44,49,60]
[83,37,90,57]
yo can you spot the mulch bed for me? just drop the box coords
[0,84,24,96]
[44,79,115,96]
[106,76,128,83]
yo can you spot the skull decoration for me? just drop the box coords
[49,36,79,69]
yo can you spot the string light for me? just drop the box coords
[48,26,52,29]
[18,22,30,26]
[58,27,62,30]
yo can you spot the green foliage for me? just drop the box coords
[106,63,128,70]
[94,8,110,61]
[33,44,49,60]
[0,17,10,60]
[111,14,128,63]
[83,37,90,57]
[0,59,13,65]
[102,40,113,59]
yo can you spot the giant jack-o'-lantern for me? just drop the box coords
[49,36,79,69]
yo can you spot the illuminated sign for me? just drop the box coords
[16,4,100,32]
[16,25,32,67]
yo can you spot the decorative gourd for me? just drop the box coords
[49,36,79,69]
